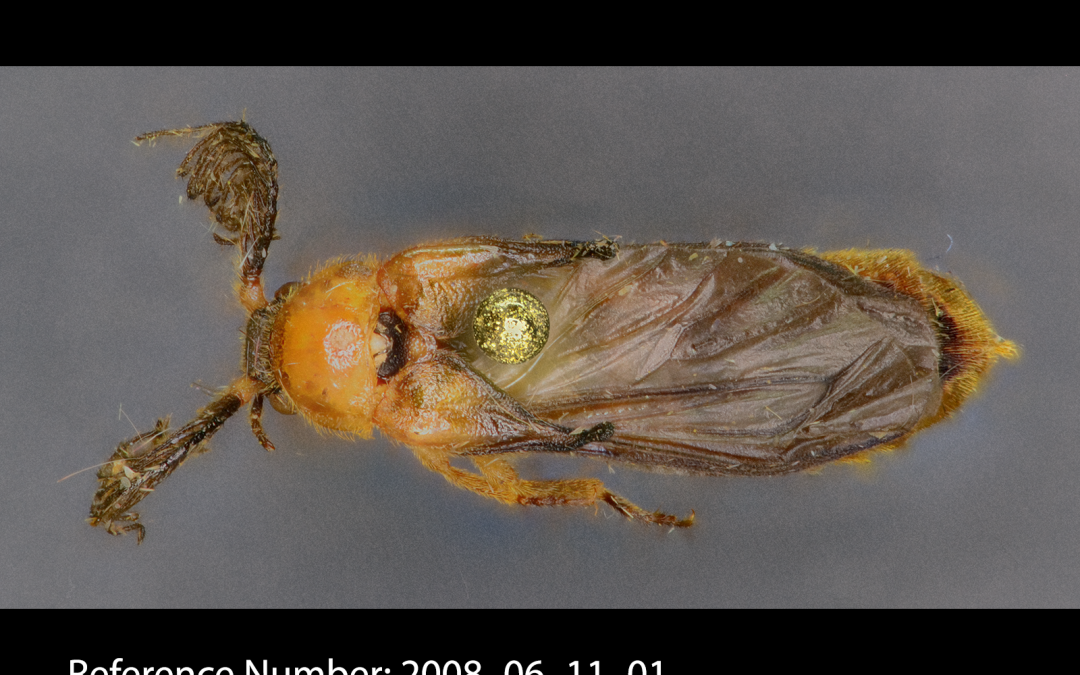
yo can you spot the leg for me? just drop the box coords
[135,121,279,313]
[89,376,261,543]
[249,394,275,451]
[414,451,694,528]
[379,354,691,526]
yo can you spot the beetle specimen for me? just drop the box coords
[89,121,1018,542]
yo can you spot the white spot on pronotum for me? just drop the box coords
[324,320,365,371]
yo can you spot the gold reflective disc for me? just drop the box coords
[473,288,549,364]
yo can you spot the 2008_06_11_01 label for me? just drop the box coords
[85,120,1017,543]
[69,658,664,675]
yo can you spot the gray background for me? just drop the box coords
[1,68,1071,607]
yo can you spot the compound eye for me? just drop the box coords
[473,288,549,364]
[268,392,297,415]
[274,281,301,300]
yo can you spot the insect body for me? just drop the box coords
[89,122,1018,542]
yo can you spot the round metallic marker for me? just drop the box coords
[473,288,549,364]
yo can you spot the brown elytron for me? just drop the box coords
[88,121,1018,542]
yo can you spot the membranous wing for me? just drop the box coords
[463,243,942,476]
